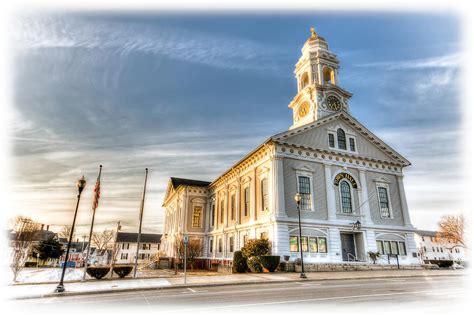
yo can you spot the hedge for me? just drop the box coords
[86,266,111,279]
[232,251,248,273]
[259,255,280,272]
[113,265,133,278]
[247,256,263,273]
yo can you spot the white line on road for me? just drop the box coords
[166,288,465,313]
[187,288,197,293]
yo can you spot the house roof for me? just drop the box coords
[416,230,438,237]
[116,232,162,243]
[170,177,211,189]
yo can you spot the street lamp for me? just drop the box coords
[55,175,86,293]
[294,193,306,279]
[351,220,361,231]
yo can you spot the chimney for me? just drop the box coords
[41,224,44,231]
[46,225,49,231]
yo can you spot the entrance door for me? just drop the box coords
[340,233,356,261]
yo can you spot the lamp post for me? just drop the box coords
[294,193,306,279]
[55,175,86,293]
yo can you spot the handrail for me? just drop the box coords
[347,253,356,261]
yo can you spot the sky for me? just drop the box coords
[7,11,463,236]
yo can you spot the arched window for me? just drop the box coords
[300,72,309,89]
[323,67,334,84]
[337,128,346,150]
[340,181,352,213]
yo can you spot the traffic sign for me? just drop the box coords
[183,234,189,245]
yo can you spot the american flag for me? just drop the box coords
[92,168,101,211]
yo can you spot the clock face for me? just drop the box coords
[298,102,310,118]
[326,95,342,111]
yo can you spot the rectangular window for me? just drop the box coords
[122,243,125,249]
[301,236,309,252]
[328,133,335,148]
[376,240,384,254]
[244,187,250,216]
[220,199,225,224]
[192,206,203,228]
[211,204,215,227]
[218,238,222,253]
[398,242,407,256]
[390,241,399,255]
[209,238,213,253]
[127,243,130,249]
[298,176,312,211]
[309,237,318,253]
[231,194,236,220]
[318,237,327,253]
[378,187,390,218]
[290,236,299,252]
[142,243,147,250]
[229,236,234,253]
[383,241,391,254]
[261,178,269,211]
[260,232,268,240]
[243,234,248,246]
[349,137,356,152]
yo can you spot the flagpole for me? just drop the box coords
[133,168,148,278]
[82,165,102,281]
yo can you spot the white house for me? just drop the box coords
[114,232,161,265]
[161,28,420,269]
[415,230,466,264]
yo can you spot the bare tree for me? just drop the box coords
[58,225,73,240]
[436,214,467,249]
[10,216,41,282]
[91,229,115,254]
[175,236,203,271]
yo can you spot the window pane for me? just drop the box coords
[337,128,346,150]
[390,241,399,255]
[378,187,390,218]
[349,138,356,151]
[192,206,202,227]
[317,237,327,253]
[261,179,269,211]
[301,236,309,252]
[298,176,312,211]
[383,241,391,254]
[244,187,250,216]
[290,236,299,252]
[376,240,384,254]
[340,181,352,213]
[231,194,235,220]
[398,242,407,256]
[309,237,318,253]
[220,200,224,223]
[328,133,335,148]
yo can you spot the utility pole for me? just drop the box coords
[133,168,149,278]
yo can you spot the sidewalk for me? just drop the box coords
[8,269,467,300]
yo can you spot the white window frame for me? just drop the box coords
[338,179,355,214]
[326,125,358,154]
[295,169,315,212]
[375,181,393,219]
[260,174,269,212]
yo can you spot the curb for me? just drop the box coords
[12,272,465,300]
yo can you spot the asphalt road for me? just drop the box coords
[12,275,468,313]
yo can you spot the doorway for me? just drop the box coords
[340,233,356,261]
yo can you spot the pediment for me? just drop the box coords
[271,111,410,166]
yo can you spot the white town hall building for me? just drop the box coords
[161,28,420,268]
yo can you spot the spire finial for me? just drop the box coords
[310,26,317,39]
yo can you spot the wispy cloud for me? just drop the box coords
[355,52,463,70]
[11,13,285,72]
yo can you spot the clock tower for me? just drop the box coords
[289,27,353,130]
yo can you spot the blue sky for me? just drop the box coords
[9,12,463,235]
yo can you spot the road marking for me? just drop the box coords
[166,288,465,312]
[187,288,197,293]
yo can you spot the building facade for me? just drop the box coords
[161,29,420,267]
[114,232,162,265]
[415,230,466,264]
